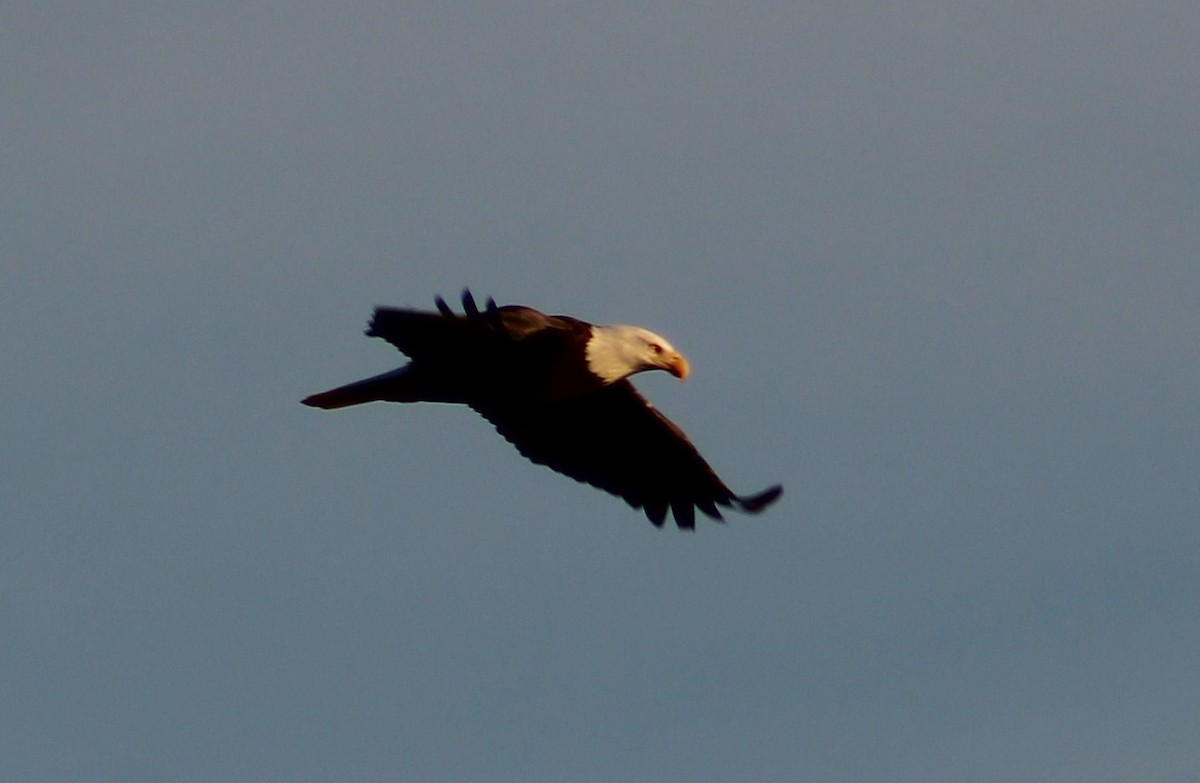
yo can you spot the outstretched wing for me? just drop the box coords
[473,381,782,529]
[367,290,581,359]
[365,303,473,359]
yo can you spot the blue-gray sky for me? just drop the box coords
[4,4,1198,781]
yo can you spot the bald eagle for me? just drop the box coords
[303,291,782,529]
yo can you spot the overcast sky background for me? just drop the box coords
[4,3,1198,781]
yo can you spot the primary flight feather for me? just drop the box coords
[302,290,782,529]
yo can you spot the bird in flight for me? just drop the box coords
[303,290,782,529]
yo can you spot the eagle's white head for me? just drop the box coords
[584,325,691,384]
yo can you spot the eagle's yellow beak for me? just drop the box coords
[667,352,690,381]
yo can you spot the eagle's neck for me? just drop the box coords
[584,325,648,384]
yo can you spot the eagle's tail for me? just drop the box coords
[301,367,448,409]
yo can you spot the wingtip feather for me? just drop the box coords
[671,501,696,530]
[461,289,479,317]
[645,502,668,528]
[736,484,783,513]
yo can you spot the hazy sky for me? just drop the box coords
[4,4,1198,781]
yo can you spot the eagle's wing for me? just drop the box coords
[473,381,781,529]
[366,306,469,359]
[367,291,576,357]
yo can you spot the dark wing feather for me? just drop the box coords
[473,381,781,529]
[369,290,579,358]
[367,307,468,359]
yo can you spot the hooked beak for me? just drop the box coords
[666,352,690,381]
